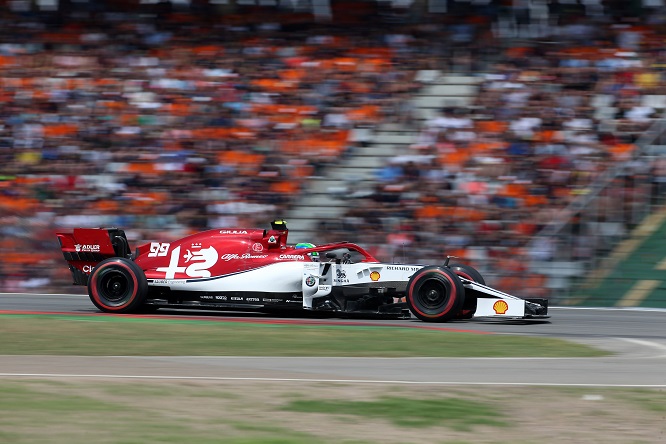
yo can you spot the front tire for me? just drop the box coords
[449,263,484,319]
[449,263,485,285]
[406,266,465,322]
[88,258,148,313]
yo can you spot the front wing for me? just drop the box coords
[462,280,549,319]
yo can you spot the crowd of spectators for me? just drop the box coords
[0,3,433,292]
[322,6,666,299]
[1,2,665,298]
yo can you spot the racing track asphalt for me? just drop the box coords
[1,292,666,387]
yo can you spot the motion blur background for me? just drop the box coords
[1,0,665,307]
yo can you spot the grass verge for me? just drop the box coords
[283,396,507,431]
[0,380,663,444]
[0,314,607,357]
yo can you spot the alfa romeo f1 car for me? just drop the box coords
[56,220,548,322]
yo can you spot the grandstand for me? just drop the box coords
[1,0,665,308]
[288,41,666,304]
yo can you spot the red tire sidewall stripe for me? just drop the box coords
[453,269,477,319]
[407,270,458,319]
[454,271,474,281]
[91,261,138,312]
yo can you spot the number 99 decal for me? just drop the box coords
[148,242,170,257]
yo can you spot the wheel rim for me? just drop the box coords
[416,280,448,311]
[99,270,132,303]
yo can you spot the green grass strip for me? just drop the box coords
[283,396,507,431]
[0,315,606,357]
[0,382,324,444]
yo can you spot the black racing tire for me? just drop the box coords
[406,266,465,322]
[449,263,484,319]
[88,257,148,313]
[448,263,485,285]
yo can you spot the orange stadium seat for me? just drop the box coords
[218,151,265,175]
[524,195,548,207]
[43,124,79,138]
[0,196,40,212]
[476,120,508,135]
[608,143,636,160]
[439,149,471,167]
[346,106,380,122]
[125,163,160,175]
[270,180,299,195]
[92,199,120,214]
[0,56,15,67]
[414,204,446,219]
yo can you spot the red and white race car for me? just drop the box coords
[56,219,548,322]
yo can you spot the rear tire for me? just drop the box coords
[88,258,147,313]
[406,266,465,322]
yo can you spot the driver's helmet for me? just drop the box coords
[295,242,319,261]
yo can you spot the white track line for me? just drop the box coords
[621,338,666,357]
[0,373,665,388]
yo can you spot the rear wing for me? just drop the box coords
[56,228,132,285]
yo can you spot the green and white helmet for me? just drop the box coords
[295,242,318,258]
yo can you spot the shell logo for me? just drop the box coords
[493,300,509,314]
[370,271,380,281]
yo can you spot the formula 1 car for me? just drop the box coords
[56,219,548,322]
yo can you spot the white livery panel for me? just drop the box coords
[147,261,305,293]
